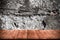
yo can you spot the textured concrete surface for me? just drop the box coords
[0,0,60,30]
[0,15,46,30]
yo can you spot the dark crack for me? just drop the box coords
[42,20,46,30]
[14,23,18,28]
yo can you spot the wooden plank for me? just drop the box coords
[27,30,60,39]
[0,30,60,39]
[0,30,27,39]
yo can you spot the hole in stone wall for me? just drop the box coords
[42,20,46,29]
[14,23,18,28]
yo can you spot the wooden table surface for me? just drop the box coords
[0,30,60,39]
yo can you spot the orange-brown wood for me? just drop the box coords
[0,30,27,39]
[0,30,60,39]
[27,30,60,39]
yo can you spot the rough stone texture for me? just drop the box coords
[44,15,60,30]
[0,15,46,30]
[0,0,60,30]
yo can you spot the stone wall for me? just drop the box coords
[0,0,60,30]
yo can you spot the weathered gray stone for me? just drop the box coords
[0,0,57,15]
[0,15,46,30]
[44,15,60,30]
[0,0,60,30]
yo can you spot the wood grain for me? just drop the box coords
[0,30,27,39]
[0,30,60,39]
[27,30,60,39]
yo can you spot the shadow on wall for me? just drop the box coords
[0,19,2,30]
[0,0,7,8]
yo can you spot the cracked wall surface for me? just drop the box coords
[0,0,60,30]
